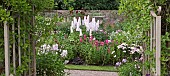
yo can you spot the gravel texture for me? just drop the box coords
[65,69,118,76]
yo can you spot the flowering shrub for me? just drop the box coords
[114,43,143,66]
[118,62,142,76]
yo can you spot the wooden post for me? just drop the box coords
[4,21,10,76]
[28,31,31,76]
[12,21,16,75]
[150,7,161,75]
[18,15,21,67]
[156,16,161,76]
[32,5,36,76]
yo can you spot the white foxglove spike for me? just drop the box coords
[71,21,75,29]
[89,29,92,36]
[79,29,83,36]
[76,22,80,31]
[92,18,96,31]
[78,17,81,25]
[87,15,89,23]
[84,16,86,22]
[73,17,77,26]
[86,23,90,32]
[70,26,73,33]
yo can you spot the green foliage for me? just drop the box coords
[119,62,142,76]
[36,52,65,76]
[0,0,57,75]
[118,0,151,44]
[54,0,119,10]
[161,32,170,75]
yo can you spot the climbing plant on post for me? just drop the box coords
[0,0,54,75]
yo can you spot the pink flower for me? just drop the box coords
[89,36,93,42]
[94,40,99,47]
[105,39,109,45]
[84,34,86,40]
[139,57,143,61]
[100,41,104,46]
[115,30,122,34]
[80,37,83,42]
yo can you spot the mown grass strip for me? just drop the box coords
[65,64,118,72]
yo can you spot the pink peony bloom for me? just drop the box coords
[84,34,86,40]
[80,37,83,42]
[100,41,104,46]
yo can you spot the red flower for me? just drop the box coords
[84,34,86,40]
[76,10,78,13]
[80,37,83,42]
[100,41,104,46]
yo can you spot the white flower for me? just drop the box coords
[64,60,69,64]
[60,50,68,57]
[108,40,112,43]
[79,29,83,36]
[130,50,135,54]
[114,55,116,58]
[121,43,128,46]
[123,50,126,53]
[93,37,96,40]
[52,44,58,50]
[131,44,136,46]
[122,46,126,50]
[130,47,135,50]
[111,51,115,54]
[117,45,123,49]
[122,59,127,63]
[115,62,122,66]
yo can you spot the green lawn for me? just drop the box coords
[65,64,118,72]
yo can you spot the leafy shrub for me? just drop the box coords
[36,52,65,76]
[119,62,142,76]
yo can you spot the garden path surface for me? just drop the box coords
[65,69,118,76]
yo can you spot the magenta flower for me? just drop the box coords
[84,34,86,40]
[100,41,104,46]
[80,37,83,42]
[105,39,109,45]
[94,40,99,46]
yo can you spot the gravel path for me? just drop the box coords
[65,69,118,76]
